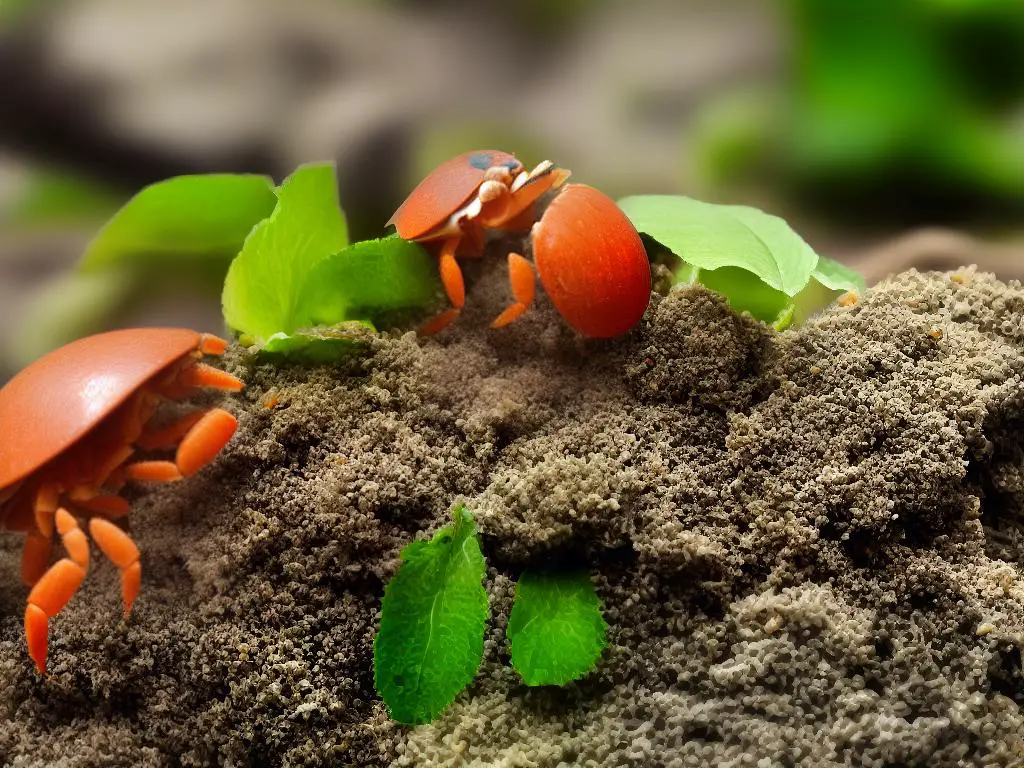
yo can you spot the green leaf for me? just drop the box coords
[222,163,349,343]
[694,265,792,324]
[617,195,819,297]
[81,174,277,272]
[789,255,867,326]
[811,255,866,294]
[374,505,489,726]
[507,569,607,687]
[618,195,866,325]
[240,237,441,359]
[258,322,377,363]
[292,235,442,330]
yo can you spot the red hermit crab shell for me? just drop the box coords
[0,327,243,674]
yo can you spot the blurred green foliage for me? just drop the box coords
[696,0,1024,220]
[787,0,1024,195]
[0,0,34,25]
[7,174,275,368]
[6,170,123,229]
[81,174,277,272]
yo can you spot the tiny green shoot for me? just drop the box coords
[222,162,349,344]
[507,568,607,687]
[221,164,441,354]
[373,509,611,724]
[617,195,865,327]
[259,322,378,363]
[374,505,489,726]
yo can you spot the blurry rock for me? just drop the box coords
[845,228,1024,285]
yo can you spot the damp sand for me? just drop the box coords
[2,266,1024,767]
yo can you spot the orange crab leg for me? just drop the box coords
[123,461,183,483]
[154,362,243,401]
[458,220,487,257]
[118,390,157,445]
[419,237,466,335]
[119,406,237,482]
[177,363,244,393]
[176,408,238,477]
[21,531,52,587]
[198,333,229,356]
[33,482,60,538]
[74,494,131,519]
[25,508,89,674]
[89,518,140,618]
[491,253,537,328]
[94,445,136,487]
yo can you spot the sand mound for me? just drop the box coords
[2,268,1023,767]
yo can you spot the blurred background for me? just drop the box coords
[2,0,1024,379]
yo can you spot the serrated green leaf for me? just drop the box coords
[374,505,488,725]
[81,174,277,272]
[222,163,349,343]
[617,195,819,297]
[507,569,607,687]
[292,235,442,329]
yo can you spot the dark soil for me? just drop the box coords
[2,265,1024,767]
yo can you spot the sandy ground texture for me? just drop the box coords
[2,264,1024,767]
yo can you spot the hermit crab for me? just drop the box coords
[0,328,243,673]
[388,149,651,338]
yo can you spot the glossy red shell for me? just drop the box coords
[387,150,521,240]
[532,184,651,338]
[0,328,202,490]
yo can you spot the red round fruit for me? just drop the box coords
[531,184,651,338]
